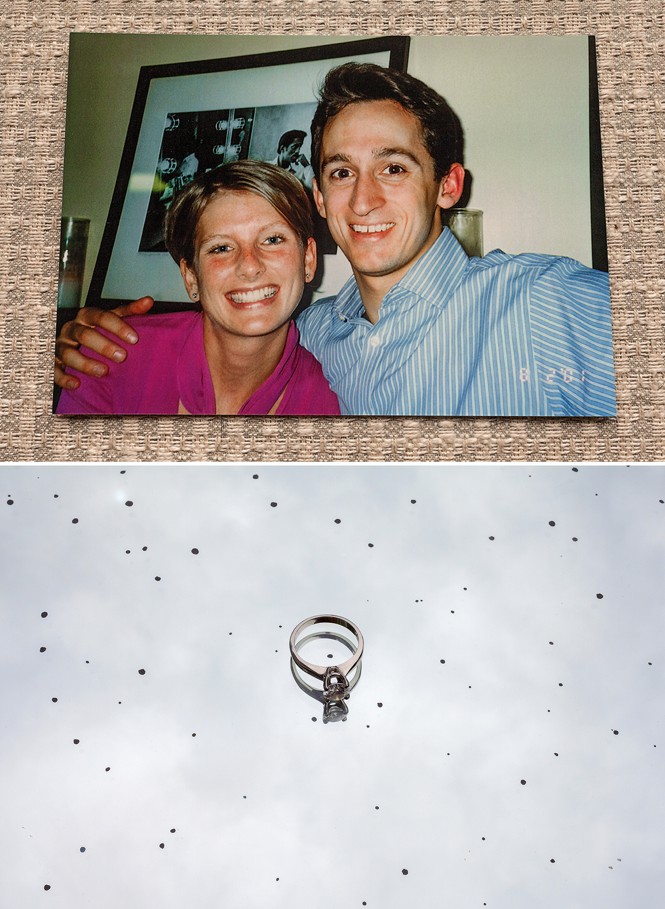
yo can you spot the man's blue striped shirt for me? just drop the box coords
[297,229,616,416]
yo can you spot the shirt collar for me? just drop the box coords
[395,226,469,300]
[333,227,469,321]
[177,312,215,414]
[177,315,301,415]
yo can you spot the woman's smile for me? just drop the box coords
[227,285,279,306]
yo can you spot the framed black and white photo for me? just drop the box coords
[87,37,409,310]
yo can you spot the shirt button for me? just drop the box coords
[368,335,381,348]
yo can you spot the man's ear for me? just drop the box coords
[180,259,199,301]
[436,163,466,211]
[312,178,327,220]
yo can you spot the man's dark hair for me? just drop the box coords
[277,129,306,152]
[310,62,463,183]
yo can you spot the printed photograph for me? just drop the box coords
[54,35,616,417]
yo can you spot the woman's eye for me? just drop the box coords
[264,234,285,246]
[208,244,231,254]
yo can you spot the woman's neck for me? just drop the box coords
[202,317,290,415]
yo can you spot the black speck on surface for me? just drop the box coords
[520,779,526,785]
[252,474,259,479]
[125,549,130,554]
[44,884,51,891]
[79,847,86,853]
[596,593,604,599]
[401,868,408,875]
[440,659,446,664]
[120,469,126,474]
[191,548,199,554]
[550,858,556,863]
[410,499,416,504]
[270,502,278,508]
[6,499,13,505]
[377,702,383,708]
[159,843,164,849]
[125,501,133,507]
[73,739,80,745]
[572,536,578,542]
[368,543,374,548]
[548,520,556,526]
[334,518,341,524]
[105,767,110,772]
[142,546,148,551]
[191,732,196,737]
[170,828,176,833]
[155,576,161,582]
[488,535,494,541]
[138,668,146,675]
[572,467,578,472]
[311,717,317,722]
[39,646,46,653]
[71,518,78,524]
[52,697,57,703]
[613,729,619,735]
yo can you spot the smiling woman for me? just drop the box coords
[56,162,340,416]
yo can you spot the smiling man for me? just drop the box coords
[296,62,616,416]
[55,62,616,417]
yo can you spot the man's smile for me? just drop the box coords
[350,222,396,235]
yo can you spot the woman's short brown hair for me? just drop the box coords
[164,159,314,267]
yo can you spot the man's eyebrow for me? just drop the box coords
[320,152,353,171]
[373,146,423,166]
[320,147,424,172]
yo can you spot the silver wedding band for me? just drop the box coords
[289,614,364,683]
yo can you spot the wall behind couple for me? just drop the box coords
[62,33,593,308]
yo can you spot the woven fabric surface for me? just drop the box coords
[1,0,663,462]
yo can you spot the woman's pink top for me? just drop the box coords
[56,312,340,415]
